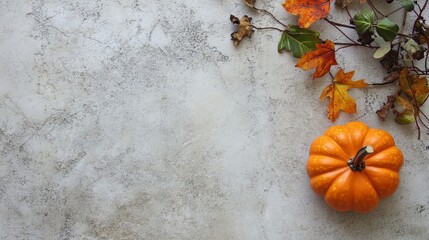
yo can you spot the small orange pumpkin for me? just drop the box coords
[307,122,403,213]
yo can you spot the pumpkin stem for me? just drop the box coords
[347,146,374,172]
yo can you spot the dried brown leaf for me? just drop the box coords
[230,15,254,46]
[376,95,395,121]
[413,21,429,44]
[383,71,400,82]
[380,50,398,72]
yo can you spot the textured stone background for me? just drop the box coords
[1,0,429,239]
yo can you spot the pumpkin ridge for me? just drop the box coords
[310,154,347,164]
[364,146,403,171]
[362,129,396,153]
[359,171,381,199]
[310,168,349,196]
[344,122,369,152]
[309,165,348,178]
[324,170,354,211]
[351,172,380,213]
[324,125,355,157]
[363,166,400,198]
[307,155,348,177]
[317,135,350,161]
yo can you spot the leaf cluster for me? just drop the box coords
[229,0,429,138]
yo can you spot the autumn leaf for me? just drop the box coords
[394,95,415,124]
[376,95,396,121]
[282,0,332,28]
[413,21,429,44]
[230,15,254,46]
[399,68,429,105]
[295,40,338,79]
[320,68,368,121]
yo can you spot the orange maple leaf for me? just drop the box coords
[282,0,332,28]
[320,68,368,121]
[295,40,338,79]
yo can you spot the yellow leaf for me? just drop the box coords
[320,69,368,121]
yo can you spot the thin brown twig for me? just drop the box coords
[417,113,429,132]
[324,19,358,44]
[415,1,423,12]
[419,107,429,122]
[370,80,397,85]
[345,7,353,20]
[334,42,377,49]
[410,87,424,140]
[253,7,288,28]
[323,18,355,29]
[425,45,429,73]
[386,7,405,17]
[251,25,284,32]
[367,0,385,18]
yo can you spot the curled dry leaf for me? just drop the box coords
[295,40,338,79]
[380,50,399,72]
[413,21,429,44]
[320,68,368,121]
[357,31,375,45]
[230,15,254,46]
[376,95,396,120]
[384,70,400,82]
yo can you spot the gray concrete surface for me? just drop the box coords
[1,0,429,239]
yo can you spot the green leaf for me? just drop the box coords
[373,37,391,59]
[353,9,375,35]
[376,18,399,42]
[397,0,414,11]
[278,26,322,58]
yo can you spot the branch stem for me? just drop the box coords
[251,25,283,32]
[253,7,288,28]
